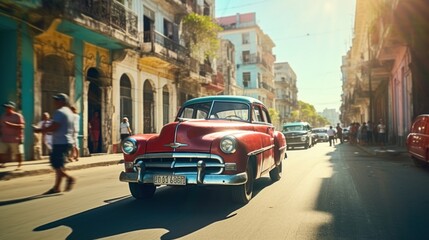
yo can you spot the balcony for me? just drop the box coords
[50,0,139,49]
[140,30,190,66]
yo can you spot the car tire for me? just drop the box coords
[231,162,254,204]
[129,183,156,199]
[269,160,282,182]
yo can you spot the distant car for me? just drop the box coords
[119,96,287,204]
[406,114,429,167]
[312,128,329,142]
[282,122,313,149]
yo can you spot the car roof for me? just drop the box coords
[183,95,263,106]
[283,122,311,126]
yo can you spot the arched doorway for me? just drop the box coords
[40,55,69,155]
[120,74,133,129]
[162,85,170,125]
[87,68,102,153]
[143,80,155,133]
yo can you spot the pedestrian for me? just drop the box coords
[366,121,374,145]
[89,111,100,153]
[0,101,25,170]
[336,123,343,144]
[34,93,76,194]
[377,118,387,148]
[327,125,336,147]
[120,117,132,142]
[36,112,53,155]
[359,122,368,145]
[69,106,80,161]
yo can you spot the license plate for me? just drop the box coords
[153,175,186,185]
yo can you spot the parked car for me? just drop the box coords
[119,96,287,204]
[406,114,429,167]
[312,127,329,142]
[282,122,313,149]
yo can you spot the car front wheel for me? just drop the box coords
[129,183,156,199]
[231,162,254,204]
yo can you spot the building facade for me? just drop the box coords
[217,13,276,108]
[274,62,298,127]
[0,0,219,160]
[341,0,429,146]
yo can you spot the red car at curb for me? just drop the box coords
[407,114,429,167]
[119,96,287,204]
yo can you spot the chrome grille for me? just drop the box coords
[134,153,224,174]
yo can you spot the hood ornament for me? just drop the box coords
[164,142,188,149]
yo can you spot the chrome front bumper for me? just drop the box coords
[119,171,247,185]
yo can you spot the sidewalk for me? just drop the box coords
[353,143,409,158]
[0,153,124,181]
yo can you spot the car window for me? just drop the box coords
[210,101,250,121]
[179,102,211,119]
[283,125,304,131]
[261,107,271,123]
[252,105,263,122]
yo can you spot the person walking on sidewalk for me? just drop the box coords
[69,106,80,161]
[0,101,25,170]
[336,123,343,144]
[36,112,53,155]
[34,93,76,194]
[377,118,387,149]
[120,117,132,142]
[327,126,336,147]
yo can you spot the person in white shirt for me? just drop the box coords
[120,117,132,142]
[327,126,336,147]
[69,106,80,161]
[37,112,53,154]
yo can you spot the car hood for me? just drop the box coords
[283,131,307,136]
[145,119,254,153]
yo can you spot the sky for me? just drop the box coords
[215,0,356,113]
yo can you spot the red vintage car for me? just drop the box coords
[119,96,287,204]
[406,114,429,167]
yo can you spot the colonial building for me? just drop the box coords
[274,62,298,128]
[0,0,218,160]
[216,13,276,108]
[341,0,429,146]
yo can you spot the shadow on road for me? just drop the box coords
[0,193,62,206]
[314,144,429,239]
[33,177,274,239]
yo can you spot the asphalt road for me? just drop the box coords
[1,143,429,240]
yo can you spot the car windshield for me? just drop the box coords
[313,129,327,133]
[178,101,250,122]
[283,125,304,132]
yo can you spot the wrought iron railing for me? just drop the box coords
[65,0,138,39]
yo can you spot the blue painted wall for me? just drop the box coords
[73,39,84,151]
[21,25,35,160]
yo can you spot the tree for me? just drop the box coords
[182,13,223,62]
[288,101,330,127]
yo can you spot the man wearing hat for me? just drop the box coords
[34,93,76,194]
[120,116,132,142]
[0,101,25,170]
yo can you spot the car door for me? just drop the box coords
[409,117,425,159]
[252,104,275,172]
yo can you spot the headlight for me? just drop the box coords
[122,138,137,154]
[301,136,307,141]
[220,136,237,154]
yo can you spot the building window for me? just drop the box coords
[242,33,250,44]
[242,51,250,63]
[243,72,250,87]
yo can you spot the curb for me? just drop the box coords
[0,159,123,181]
